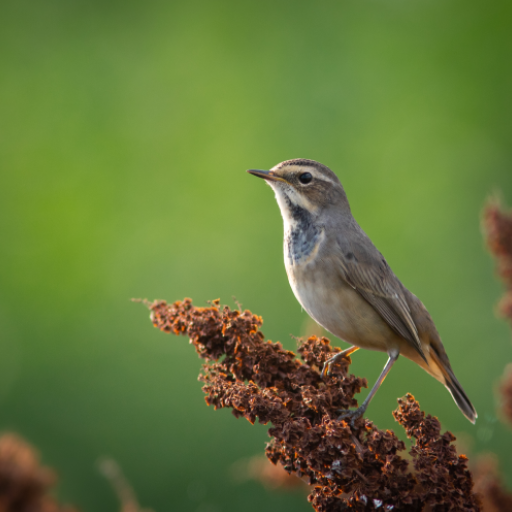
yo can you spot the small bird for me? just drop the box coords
[248,159,477,423]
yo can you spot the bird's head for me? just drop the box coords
[247,159,350,224]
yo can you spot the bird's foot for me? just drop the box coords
[337,406,365,426]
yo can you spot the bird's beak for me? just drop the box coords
[247,169,287,183]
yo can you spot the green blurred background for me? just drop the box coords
[1,0,512,510]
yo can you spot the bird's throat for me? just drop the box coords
[281,197,323,265]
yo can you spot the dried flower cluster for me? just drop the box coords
[149,298,481,511]
[0,433,77,512]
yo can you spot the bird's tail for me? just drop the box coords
[445,372,478,424]
[430,347,477,424]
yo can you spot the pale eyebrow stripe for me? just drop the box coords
[309,169,335,185]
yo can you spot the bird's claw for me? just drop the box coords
[321,361,332,379]
[322,351,351,379]
[337,407,365,426]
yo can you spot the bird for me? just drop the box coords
[247,159,477,424]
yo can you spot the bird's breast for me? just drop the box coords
[285,249,396,351]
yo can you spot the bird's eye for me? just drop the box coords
[299,172,312,184]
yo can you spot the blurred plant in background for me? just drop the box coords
[482,201,512,429]
[0,433,77,512]
[98,458,154,512]
[0,0,511,511]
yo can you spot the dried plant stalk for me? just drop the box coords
[99,458,154,512]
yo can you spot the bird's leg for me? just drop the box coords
[338,349,400,425]
[321,345,360,378]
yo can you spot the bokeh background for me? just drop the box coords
[1,0,512,510]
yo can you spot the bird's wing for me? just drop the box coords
[335,234,427,362]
